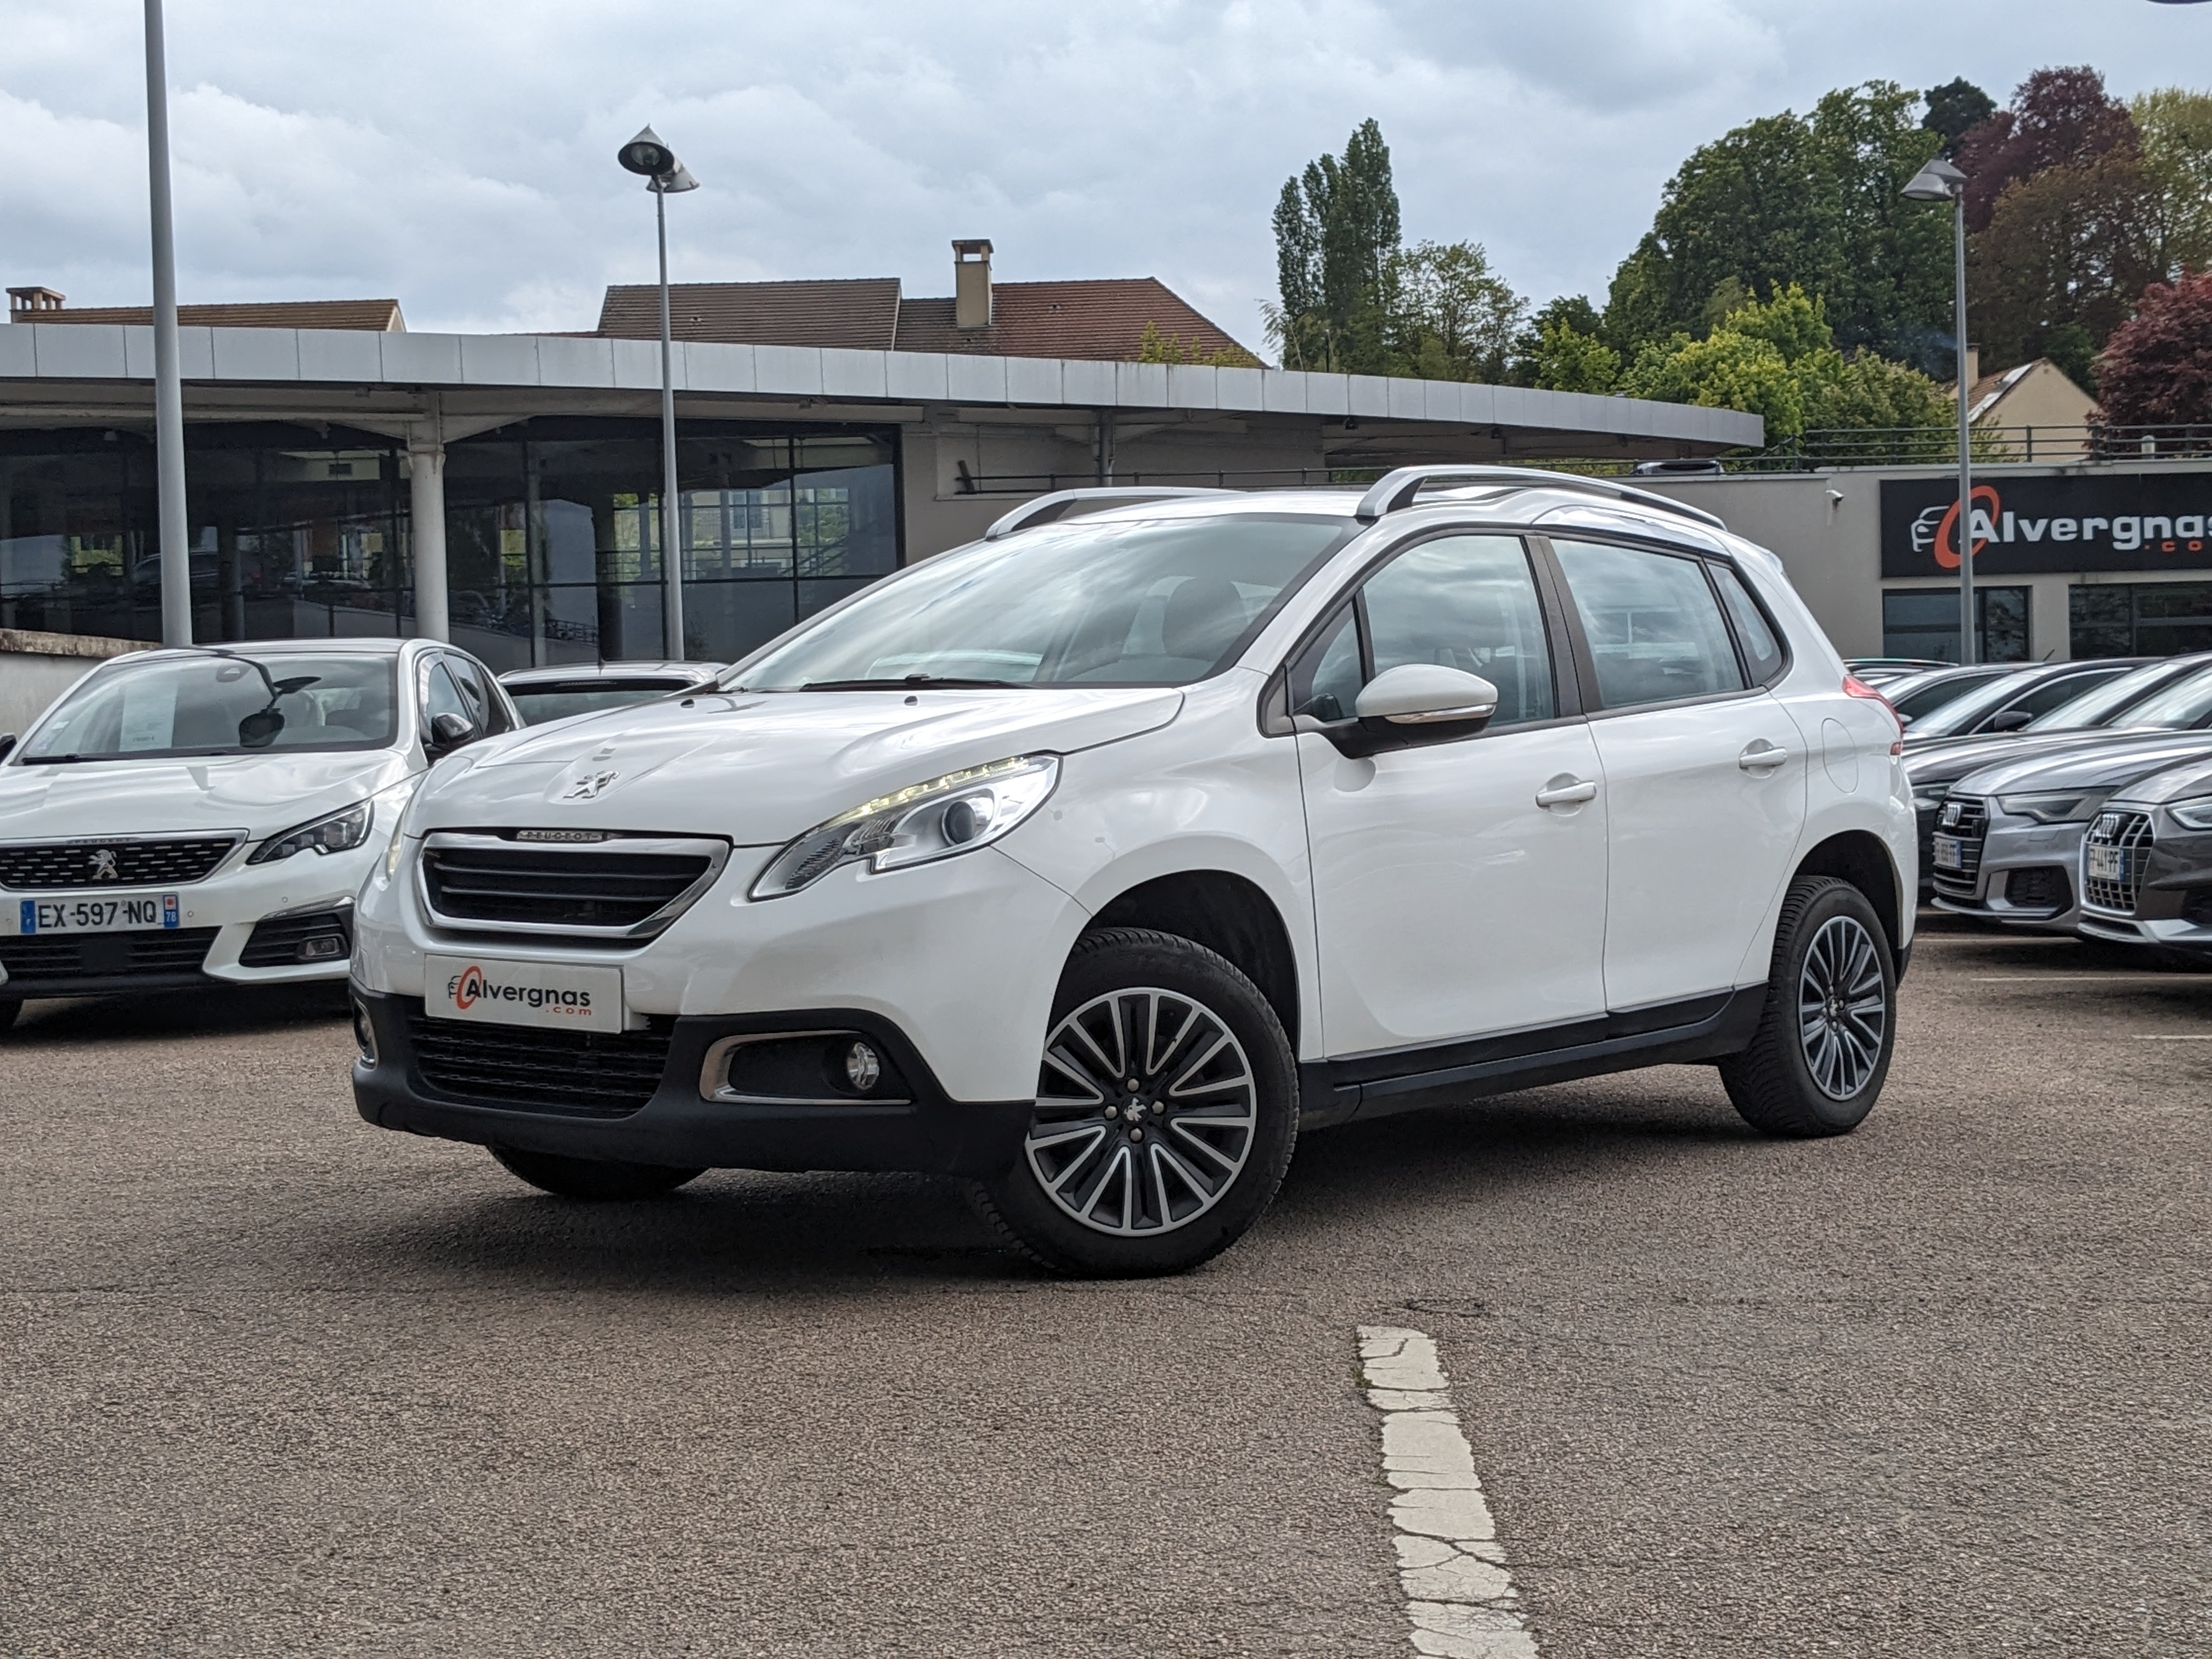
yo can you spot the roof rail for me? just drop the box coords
[1352,465,1729,532]
[983,486,1234,541]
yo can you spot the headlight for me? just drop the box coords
[249,800,374,864]
[1996,789,2110,825]
[2168,794,2212,831]
[382,832,411,882]
[751,755,1059,899]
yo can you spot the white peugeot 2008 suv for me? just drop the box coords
[352,467,1916,1276]
[0,637,516,1029]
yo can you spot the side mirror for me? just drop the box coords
[425,711,477,756]
[1987,708,2034,733]
[1355,663,1500,727]
[0,734,15,763]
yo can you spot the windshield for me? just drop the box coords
[1890,668,2011,724]
[2028,659,2198,731]
[2114,662,2212,730]
[731,515,1352,690]
[509,681,690,725]
[18,651,399,762]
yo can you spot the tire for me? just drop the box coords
[489,1144,704,1200]
[1720,877,1897,1138]
[974,927,1298,1277]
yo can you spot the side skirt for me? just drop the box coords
[1297,986,1768,1128]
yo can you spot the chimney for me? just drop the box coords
[1958,346,1980,398]
[952,239,992,330]
[7,286,66,318]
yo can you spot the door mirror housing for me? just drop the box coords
[1985,708,2034,733]
[425,710,477,757]
[1355,663,1500,727]
[0,733,15,763]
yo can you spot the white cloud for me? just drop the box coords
[1,0,2203,349]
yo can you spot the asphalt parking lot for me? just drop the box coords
[2,916,2206,1658]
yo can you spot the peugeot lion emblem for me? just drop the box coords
[563,770,619,801]
[87,847,121,881]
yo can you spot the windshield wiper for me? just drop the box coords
[18,753,98,764]
[797,675,1025,691]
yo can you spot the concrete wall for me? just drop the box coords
[1637,461,2212,662]
[0,628,141,740]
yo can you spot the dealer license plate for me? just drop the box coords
[422,953,623,1031]
[2086,845,2128,882]
[1932,835,1967,872]
[10,894,182,935]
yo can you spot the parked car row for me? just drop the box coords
[1891,653,2212,964]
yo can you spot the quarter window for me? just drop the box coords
[1710,565,1786,682]
[1550,539,1747,709]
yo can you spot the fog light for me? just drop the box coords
[845,1041,882,1093]
[351,997,379,1066]
[298,934,347,962]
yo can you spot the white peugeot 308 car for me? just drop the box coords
[353,467,1916,1275]
[0,637,515,1028]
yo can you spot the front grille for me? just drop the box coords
[0,927,217,985]
[422,839,717,933]
[405,1007,674,1118]
[2083,810,2154,915]
[0,836,235,891]
[2004,866,2071,915]
[1930,797,1989,899]
[240,909,354,968]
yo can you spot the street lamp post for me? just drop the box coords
[1904,155,1976,664]
[143,0,191,646]
[617,127,699,661]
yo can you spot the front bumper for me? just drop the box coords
[352,991,1031,1175]
[0,843,379,1000]
[1929,819,2089,932]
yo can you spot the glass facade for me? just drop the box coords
[0,418,900,670]
[2069,582,2212,658]
[1881,586,2030,663]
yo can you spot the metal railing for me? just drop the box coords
[946,424,2212,495]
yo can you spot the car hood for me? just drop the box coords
[410,685,1186,844]
[2108,754,2212,809]
[0,749,417,843]
[1908,729,2131,787]
[1952,731,2212,799]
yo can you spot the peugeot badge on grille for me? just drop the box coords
[87,847,121,881]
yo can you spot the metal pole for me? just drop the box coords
[656,185,685,660]
[1953,190,1975,665]
[143,0,191,646]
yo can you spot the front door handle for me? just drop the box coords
[1535,777,1599,809]
[1738,741,1791,772]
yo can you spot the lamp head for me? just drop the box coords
[1902,157,1968,202]
[618,125,678,179]
[651,163,701,195]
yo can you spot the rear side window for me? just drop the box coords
[1711,565,1786,682]
[1550,539,1747,709]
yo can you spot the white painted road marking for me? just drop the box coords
[2134,1033,2212,1040]
[1358,1326,1538,1659]
[1970,974,2203,984]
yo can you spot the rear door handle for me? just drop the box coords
[1738,741,1791,772]
[1535,778,1599,809]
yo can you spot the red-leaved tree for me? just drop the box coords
[1957,67,2138,234]
[2095,270,2212,427]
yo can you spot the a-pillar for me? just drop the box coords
[407,434,450,641]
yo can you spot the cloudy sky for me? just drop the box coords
[2,2,2204,354]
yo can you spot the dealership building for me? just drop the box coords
[4,247,2208,689]
[0,251,1754,681]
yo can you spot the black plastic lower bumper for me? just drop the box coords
[351,991,1031,1177]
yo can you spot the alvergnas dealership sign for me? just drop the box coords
[1880,473,2212,578]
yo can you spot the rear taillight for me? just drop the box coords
[1844,674,1905,755]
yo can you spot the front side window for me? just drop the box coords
[1290,533,1556,728]
[18,651,398,762]
[1550,539,1747,709]
[732,515,1350,690]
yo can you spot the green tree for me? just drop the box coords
[1131,322,1262,368]
[1596,83,1948,364]
[1379,240,1526,382]
[1269,119,1401,372]
[1923,78,1996,159]
[2133,87,2212,276]
[1530,321,1620,393]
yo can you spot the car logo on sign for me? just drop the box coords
[87,847,121,881]
[563,770,619,800]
